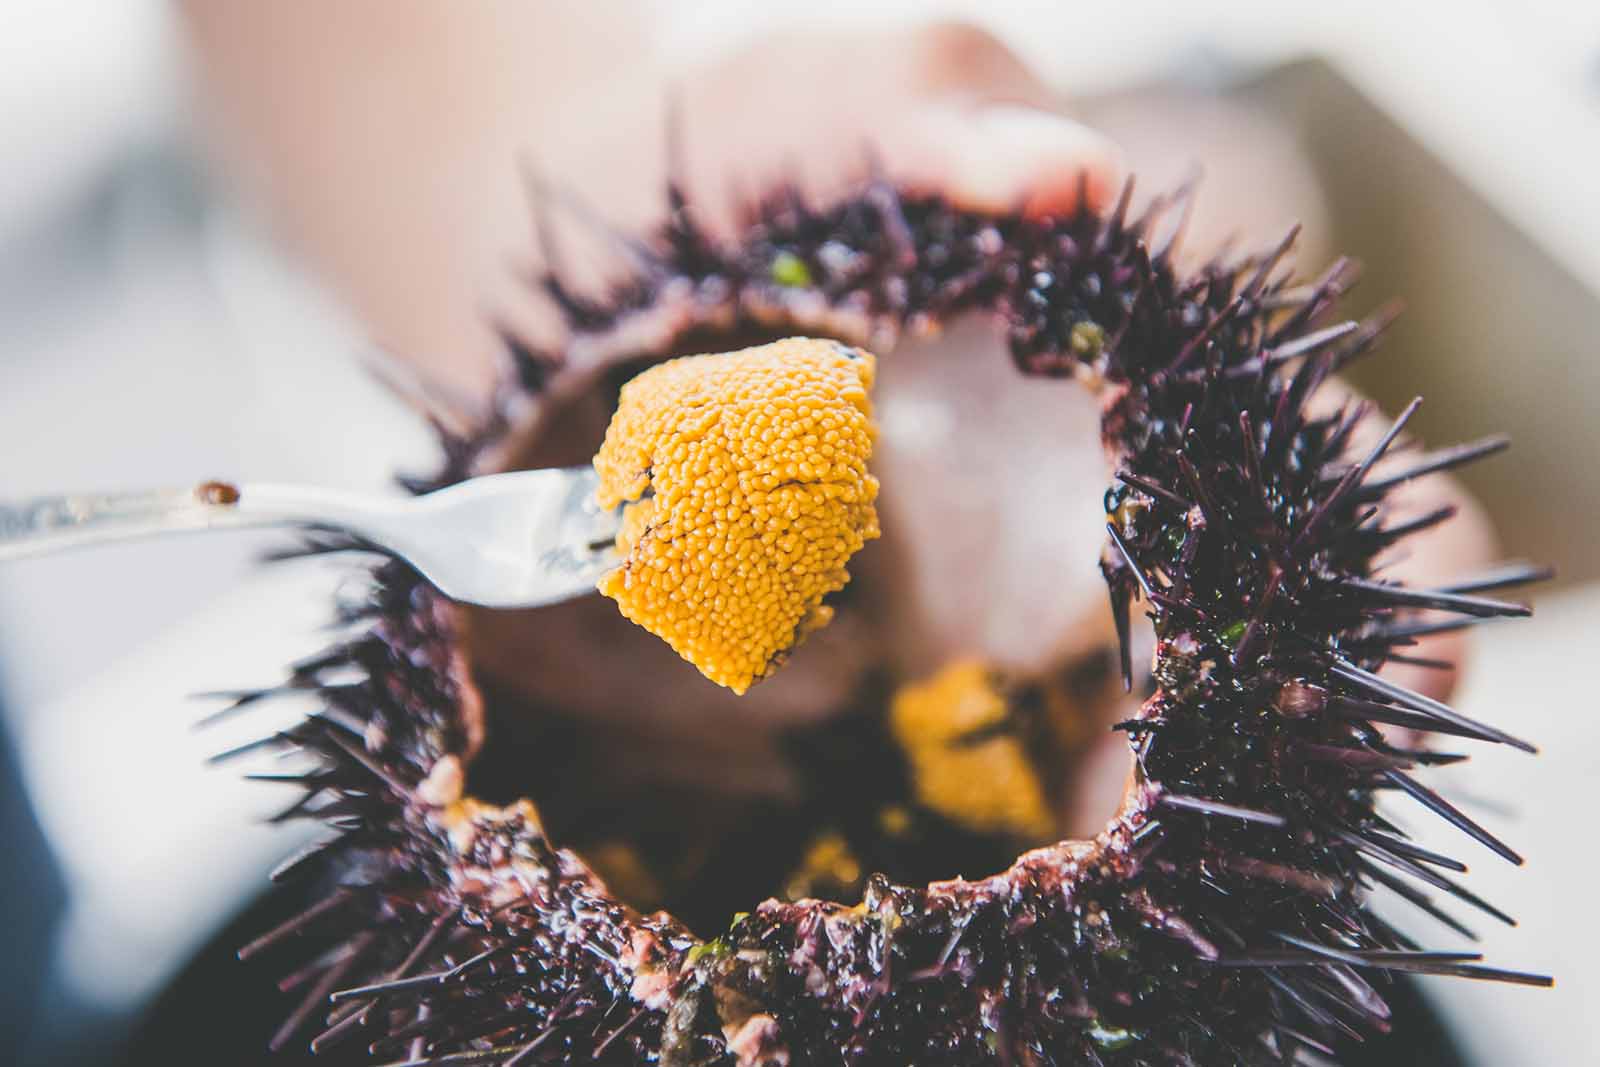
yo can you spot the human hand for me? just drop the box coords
[183,8,1501,806]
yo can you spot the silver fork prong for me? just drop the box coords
[380,466,621,608]
[565,467,623,547]
[513,541,620,611]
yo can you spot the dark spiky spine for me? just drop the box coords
[228,175,1549,1065]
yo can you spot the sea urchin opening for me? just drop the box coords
[458,321,1130,934]
[225,173,1551,1066]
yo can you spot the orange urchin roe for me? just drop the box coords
[593,337,880,693]
[889,660,1054,838]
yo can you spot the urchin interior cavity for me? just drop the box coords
[461,325,1132,931]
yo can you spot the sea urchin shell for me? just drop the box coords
[224,171,1551,1065]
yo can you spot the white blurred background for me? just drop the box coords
[2,1,1599,1063]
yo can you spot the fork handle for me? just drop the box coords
[0,481,397,560]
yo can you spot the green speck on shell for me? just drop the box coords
[770,251,814,288]
[1087,1023,1139,1051]
[1070,320,1106,359]
[685,936,730,968]
[1219,619,1248,647]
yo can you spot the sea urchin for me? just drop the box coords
[222,170,1551,1065]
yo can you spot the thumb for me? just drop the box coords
[884,101,1124,218]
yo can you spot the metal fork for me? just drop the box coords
[0,469,621,609]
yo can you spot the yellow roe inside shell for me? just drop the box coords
[593,338,880,693]
[889,660,1055,837]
